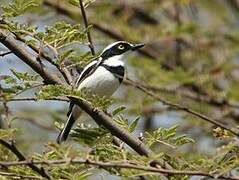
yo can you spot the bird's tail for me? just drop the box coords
[57,105,81,144]
[57,113,76,143]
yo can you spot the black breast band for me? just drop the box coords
[101,64,125,83]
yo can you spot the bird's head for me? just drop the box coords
[100,41,144,59]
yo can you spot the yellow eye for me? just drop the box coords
[118,44,125,50]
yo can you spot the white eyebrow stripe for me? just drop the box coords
[101,41,128,53]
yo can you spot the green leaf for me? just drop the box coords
[68,0,95,8]
[164,125,178,140]
[68,0,79,6]
[2,76,16,84]
[129,116,140,133]
[34,21,86,48]
[10,69,38,81]
[58,49,75,64]
[114,115,129,129]
[173,135,195,146]
[144,125,194,148]
[112,106,126,116]
[74,171,92,180]
[2,0,40,17]
[0,129,17,138]
[71,127,108,145]
[83,0,95,8]
[69,52,95,66]
[37,85,71,99]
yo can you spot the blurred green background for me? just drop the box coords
[0,0,239,179]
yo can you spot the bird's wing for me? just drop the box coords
[59,58,105,143]
[75,60,98,86]
[67,58,104,117]
[75,57,105,86]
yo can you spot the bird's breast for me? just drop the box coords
[78,66,122,97]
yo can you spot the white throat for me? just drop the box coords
[103,55,125,67]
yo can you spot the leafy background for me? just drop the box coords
[0,0,238,179]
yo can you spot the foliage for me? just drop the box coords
[37,84,112,110]
[34,21,87,49]
[0,0,239,179]
[2,0,40,17]
[145,125,195,148]
[0,69,40,100]
[0,128,17,138]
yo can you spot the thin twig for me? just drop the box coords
[0,139,51,179]
[2,101,10,128]
[43,0,158,59]
[1,19,71,85]
[0,51,12,57]
[123,79,239,109]
[124,78,239,137]
[174,2,182,66]
[1,97,69,102]
[79,0,95,55]
[0,171,41,179]
[0,30,63,85]
[0,158,238,180]
[44,0,239,110]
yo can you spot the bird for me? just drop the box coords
[57,41,144,143]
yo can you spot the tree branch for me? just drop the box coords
[15,32,71,85]
[69,97,152,156]
[79,0,95,55]
[43,0,239,109]
[0,29,152,157]
[0,19,71,84]
[124,78,239,137]
[2,97,69,102]
[0,171,41,179]
[0,30,63,85]
[123,78,239,109]
[43,0,158,59]
[0,158,238,180]
[0,51,12,57]
[0,139,51,179]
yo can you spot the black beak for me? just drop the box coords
[131,43,145,51]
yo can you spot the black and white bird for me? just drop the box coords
[57,41,144,143]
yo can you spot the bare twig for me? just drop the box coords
[79,0,95,55]
[0,158,238,180]
[174,2,182,66]
[123,80,239,109]
[0,171,41,179]
[43,0,158,59]
[15,34,71,85]
[0,139,51,179]
[0,30,63,85]
[1,18,71,85]
[2,101,10,128]
[124,78,239,137]
[0,51,12,57]
[1,97,69,102]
